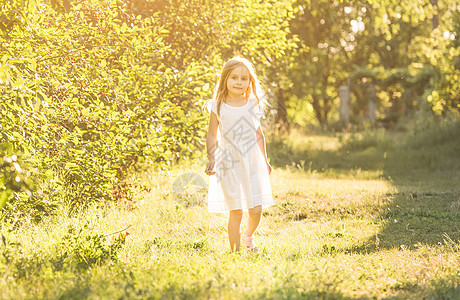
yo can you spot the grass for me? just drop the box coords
[1,121,460,299]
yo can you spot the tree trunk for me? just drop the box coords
[431,0,438,30]
[311,95,325,126]
[323,97,331,124]
[276,88,289,133]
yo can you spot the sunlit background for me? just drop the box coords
[0,0,459,298]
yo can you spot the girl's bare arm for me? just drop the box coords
[256,126,272,174]
[205,111,219,175]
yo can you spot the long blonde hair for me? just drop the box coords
[206,56,265,119]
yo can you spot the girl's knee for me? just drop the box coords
[229,209,243,218]
[248,205,262,215]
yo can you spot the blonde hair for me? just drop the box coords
[205,56,265,119]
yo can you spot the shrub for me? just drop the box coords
[0,143,34,213]
[403,112,460,149]
[0,0,297,217]
[265,133,296,167]
[339,129,390,152]
[54,222,127,271]
[0,221,127,280]
[0,0,211,214]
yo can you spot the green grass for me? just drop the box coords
[1,124,460,299]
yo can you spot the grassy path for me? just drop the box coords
[1,132,459,299]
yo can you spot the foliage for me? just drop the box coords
[339,129,389,152]
[0,143,33,212]
[283,0,459,127]
[423,4,460,114]
[0,0,298,215]
[0,0,214,212]
[265,133,297,168]
[347,0,459,120]
[0,219,127,282]
[401,111,460,149]
[289,0,358,125]
[55,222,127,271]
[224,0,298,75]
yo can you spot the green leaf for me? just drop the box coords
[44,169,54,179]
[0,190,13,210]
[11,132,23,140]
[65,162,79,169]
[34,98,42,111]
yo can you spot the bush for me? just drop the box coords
[0,0,297,217]
[54,222,127,271]
[339,129,390,152]
[403,112,460,149]
[0,0,211,214]
[265,133,297,168]
[0,221,127,280]
[0,143,34,213]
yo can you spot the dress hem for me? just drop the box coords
[207,196,274,213]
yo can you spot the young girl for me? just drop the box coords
[204,56,274,253]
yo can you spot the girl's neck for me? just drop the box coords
[225,94,247,104]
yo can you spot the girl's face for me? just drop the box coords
[226,65,250,98]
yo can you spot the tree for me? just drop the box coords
[0,0,298,215]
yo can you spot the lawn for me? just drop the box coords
[1,127,459,299]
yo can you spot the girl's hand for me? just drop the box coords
[205,159,216,175]
[266,163,272,175]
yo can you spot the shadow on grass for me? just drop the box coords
[266,128,460,298]
[254,288,355,300]
[267,129,460,252]
[347,142,460,253]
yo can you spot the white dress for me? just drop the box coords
[206,98,274,213]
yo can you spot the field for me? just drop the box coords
[1,125,459,299]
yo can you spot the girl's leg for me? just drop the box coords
[243,205,262,239]
[228,209,243,252]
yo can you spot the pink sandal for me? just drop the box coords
[242,236,259,253]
